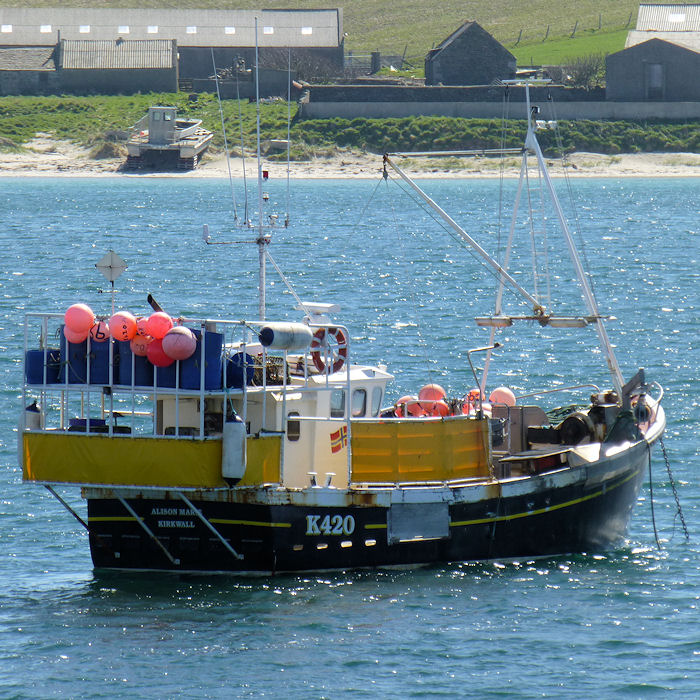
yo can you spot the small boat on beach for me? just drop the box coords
[19,87,666,574]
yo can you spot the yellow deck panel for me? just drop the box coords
[350,417,490,483]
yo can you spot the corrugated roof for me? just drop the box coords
[0,46,55,70]
[60,39,174,70]
[625,30,700,51]
[0,8,341,48]
[636,4,700,31]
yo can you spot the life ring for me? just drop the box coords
[310,327,348,374]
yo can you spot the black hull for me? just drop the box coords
[87,443,649,573]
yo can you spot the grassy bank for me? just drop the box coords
[1,94,699,160]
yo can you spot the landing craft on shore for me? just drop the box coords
[19,85,669,574]
[124,106,213,171]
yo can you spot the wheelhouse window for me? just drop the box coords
[352,389,367,417]
[287,412,300,441]
[371,386,383,417]
[330,389,345,418]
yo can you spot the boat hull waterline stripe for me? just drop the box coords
[86,469,639,531]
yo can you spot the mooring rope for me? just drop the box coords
[660,436,690,541]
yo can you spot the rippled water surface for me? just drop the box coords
[0,176,698,698]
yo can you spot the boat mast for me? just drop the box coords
[255,17,266,321]
[524,86,624,394]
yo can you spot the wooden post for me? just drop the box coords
[544,25,550,41]
[515,28,522,46]
[571,20,578,38]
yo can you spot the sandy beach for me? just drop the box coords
[2,136,700,178]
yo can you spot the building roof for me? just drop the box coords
[60,39,174,70]
[627,4,700,50]
[635,3,700,31]
[0,45,54,70]
[426,21,515,61]
[0,8,342,48]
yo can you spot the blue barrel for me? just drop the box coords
[180,330,223,390]
[87,339,111,384]
[226,352,255,388]
[117,341,153,386]
[156,363,178,389]
[58,329,114,385]
[25,348,60,384]
[59,333,87,383]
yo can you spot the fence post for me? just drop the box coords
[571,20,578,38]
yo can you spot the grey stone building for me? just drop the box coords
[0,7,344,83]
[606,3,700,100]
[425,21,516,86]
[606,38,700,100]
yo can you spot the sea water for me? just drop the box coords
[0,175,698,698]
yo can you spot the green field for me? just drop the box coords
[5,0,640,64]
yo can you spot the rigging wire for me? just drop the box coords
[211,48,239,222]
[285,47,292,227]
[234,59,250,224]
[384,172,531,311]
[383,177,437,387]
[545,93,598,302]
[265,249,307,311]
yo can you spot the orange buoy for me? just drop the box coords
[130,334,152,356]
[418,383,446,411]
[63,325,89,344]
[64,303,95,333]
[489,386,516,406]
[110,311,137,342]
[146,311,173,340]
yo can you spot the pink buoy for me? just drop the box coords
[63,325,89,344]
[136,316,149,337]
[395,395,425,418]
[418,383,446,410]
[489,386,516,407]
[64,303,95,333]
[146,311,173,340]
[130,334,153,357]
[89,321,110,342]
[109,311,137,342]
[146,338,174,367]
[162,326,196,361]
[428,400,450,417]
[419,383,446,401]
[462,389,484,414]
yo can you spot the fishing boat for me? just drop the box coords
[19,87,666,574]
